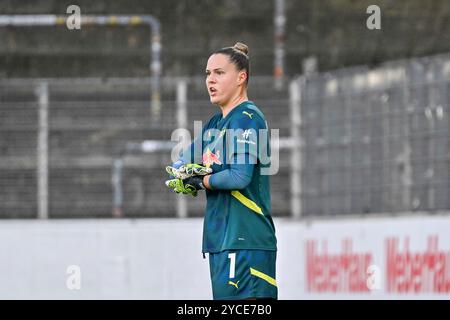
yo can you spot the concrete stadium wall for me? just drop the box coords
[0,215,449,299]
[2,1,450,77]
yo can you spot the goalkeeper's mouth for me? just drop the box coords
[209,87,218,96]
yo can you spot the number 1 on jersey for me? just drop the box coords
[228,252,236,279]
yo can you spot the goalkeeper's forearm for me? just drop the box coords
[208,162,254,190]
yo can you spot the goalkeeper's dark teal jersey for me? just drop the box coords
[184,101,277,253]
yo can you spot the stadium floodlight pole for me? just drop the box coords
[0,14,162,121]
[36,82,49,220]
[274,0,286,90]
[289,77,303,219]
[112,158,124,218]
[176,79,188,218]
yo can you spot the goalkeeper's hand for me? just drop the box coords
[165,176,206,197]
[166,163,212,180]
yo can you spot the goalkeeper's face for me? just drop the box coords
[205,53,247,108]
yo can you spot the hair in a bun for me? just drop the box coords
[233,42,249,56]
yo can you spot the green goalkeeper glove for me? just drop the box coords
[165,176,205,197]
[166,163,212,180]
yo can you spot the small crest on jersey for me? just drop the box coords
[242,129,252,140]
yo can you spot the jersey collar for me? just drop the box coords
[218,100,254,125]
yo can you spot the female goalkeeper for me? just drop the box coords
[166,42,277,300]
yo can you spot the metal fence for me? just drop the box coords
[0,76,291,218]
[297,54,450,217]
[1,53,450,219]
